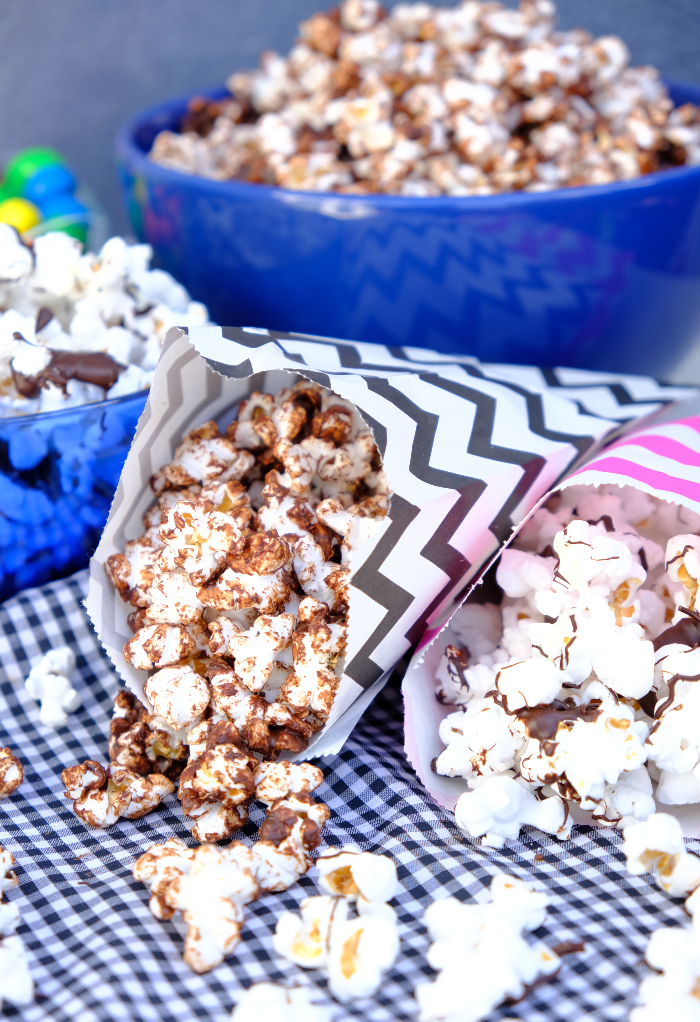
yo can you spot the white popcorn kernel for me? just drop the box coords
[495,657,563,712]
[416,874,560,1022]
[445,603,502,662]
[274,895,347,969]
[316,844,400,903]
[631,919,700,1022]
[454,775,571,847]
[624,812,700,897]
[253,761,324,806]
[496,548,556,598]
[25,646,81,729]
[326,912,400,1002]
[435,701,523,786]
[0,225,32,282]
[231,983,333,1022]
[226,613,295,692]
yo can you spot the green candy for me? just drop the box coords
[3,147,65,197]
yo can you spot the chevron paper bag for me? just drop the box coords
[86,326,690,760]
[403,412,700,819]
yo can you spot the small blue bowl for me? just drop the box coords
[117,81,700,376]
[0,390,147,602]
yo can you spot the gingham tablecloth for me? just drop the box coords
[0,571,693,1022]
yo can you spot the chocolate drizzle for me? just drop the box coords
[552,940,585,956]
[587,515,614,533]
[491,691,603,742]
[13,349,125,398]
[436,644,470,704]
[653,607,700,652]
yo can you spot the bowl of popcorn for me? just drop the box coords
[118,0,700,376]
[0,226,210,600]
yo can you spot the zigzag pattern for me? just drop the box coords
[195,327,682,690]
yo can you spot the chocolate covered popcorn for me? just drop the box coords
[24,646,81,729]
[274,848,401,1002]
[133,761,330,972]
[0,749,23,799]
[62,758,175,827]
[415,874,561,1022]
[432,484,700,844]
[150,0,700,197]
[0,848,33,1011]
[99,378,387,838]
[0,228,209,417]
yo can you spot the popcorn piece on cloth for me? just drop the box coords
[316,844,400,905]
[623,812,700,898]
[62,759,174,828]
[25,646,81,728]
[416,874,561,1022]
[0,847,33,1010]
[231,983,333,1022]
[0,750,23,798]
[108,690,188,779]
[178,720,256,842]
[134,769,331,969]
[253,760,324,805]
[454,775,571,848]
[274,892,400,1002]
[631,891,700,1022]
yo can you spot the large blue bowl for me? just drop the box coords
[0,390,147,602]
[117,81,700,376]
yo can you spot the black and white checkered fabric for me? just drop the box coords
[0,572,695,1022]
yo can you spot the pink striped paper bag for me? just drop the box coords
[403,415,700,835]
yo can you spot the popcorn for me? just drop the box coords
[231,983,333,1022]
[103,379,385,843]
[0,847,33,1010]
[62,759,174,827]
[316,845,400,904]
[24,645,82,728]
[0,749,23,799]
[134,764,331,970]
[433,484,700,842]
[623,812,700,898]
[274,888,400,1003]
[416,874,561,1022]
[631,913,700,1022]
[150,0,699,197]
[454,775,571,848]
[0,230,210,417]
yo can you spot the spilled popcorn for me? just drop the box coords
[0,227,209,416]
[274,848,400,1001]
[231,983,333,1022]
[0,847,33,1010]
[416,874,562,1022]
[133,761,330,972]
[25,646,81,729]
[433,484,700,845]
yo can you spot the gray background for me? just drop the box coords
[0,0,698,236]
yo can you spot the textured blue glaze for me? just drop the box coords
[0,390,147,602]
[117,80,700,376]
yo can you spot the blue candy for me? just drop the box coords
[0,472,54,525]
[22,164,77,206]
[39,194,88,222]
[8,427,48,470]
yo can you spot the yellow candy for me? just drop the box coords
[0,197,42,233]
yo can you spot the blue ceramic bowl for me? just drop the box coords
[0,390,147,602]
[117,80,700,376]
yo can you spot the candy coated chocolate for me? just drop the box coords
[4,147,64,196]
[0,198,41,233]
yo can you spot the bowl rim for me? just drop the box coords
[116,77,700,209]
[0,387,150,427]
